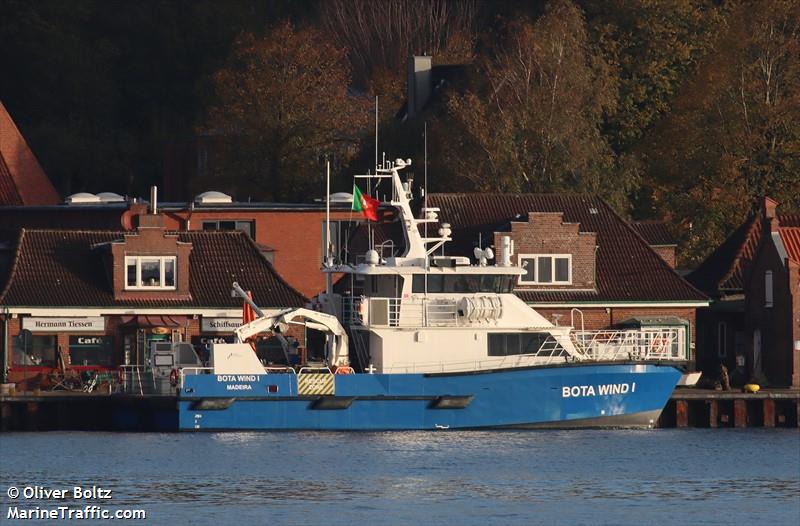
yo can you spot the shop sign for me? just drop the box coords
[201,317,242,333]
[69,336,112,346]
[191,335,236,347]
[23,317,105,332]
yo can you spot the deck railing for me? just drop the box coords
[571,328,685,361]
[342,296,460,328]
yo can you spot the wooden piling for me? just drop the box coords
[676,399,689,427]
[0,402,10,431]
[763,399,775,427]
[796,399,800,427]
[734,399,747,428]
[25,401,38,431]
[708,400,718,428]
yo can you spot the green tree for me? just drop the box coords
[584,0,724,152]
[438,0,627,208]
[642,0,800,265]
[203,22,371,201]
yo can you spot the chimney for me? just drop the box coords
[407,56,432,119]
[136,186,164,229]
[150,185,158,215]
[763,196,779,232]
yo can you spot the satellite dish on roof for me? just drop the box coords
[65,192,101,204]
[195,191,233,204]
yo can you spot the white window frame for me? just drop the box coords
[517,254,572,285]
[124,256,177,290]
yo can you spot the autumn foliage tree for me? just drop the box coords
[203,22,371,202]
[3,0,797,269]
[585,0,724,152]
[642,0,800,264]
[438,0,627,207]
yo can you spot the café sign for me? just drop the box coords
[23,317,105,332]
[201,317,242,333]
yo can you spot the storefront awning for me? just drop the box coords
[119,315,188,328]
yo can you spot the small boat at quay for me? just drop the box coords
[170,158,690,430]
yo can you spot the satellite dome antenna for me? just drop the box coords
[473,246,494,267]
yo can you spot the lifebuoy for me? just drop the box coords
[169,368,180,387]
[335,366,354,375]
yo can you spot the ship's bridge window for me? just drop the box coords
[367,275,402,297]
[487,333,565,357]
[412,274,515,294]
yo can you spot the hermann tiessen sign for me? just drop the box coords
[23,317,105,332]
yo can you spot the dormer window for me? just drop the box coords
[518,254,571,285]
[125,256,176,290]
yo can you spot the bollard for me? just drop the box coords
[763,399,775,427]
[734,399,747,428]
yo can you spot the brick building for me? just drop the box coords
[425,194,709,362]
[0,195,360,298]
[688,198,800,387]
[0,216,306,390]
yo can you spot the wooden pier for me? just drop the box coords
[660,389,800,428]
[0,392,177,432]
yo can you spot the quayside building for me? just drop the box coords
[0,212,305,390]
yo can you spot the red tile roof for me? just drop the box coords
[779,228,800,264]
[0,102,60,205]
[0,229,306,308]
[631,221,676,246]
[687,213,800,295]
[427,193,707,303]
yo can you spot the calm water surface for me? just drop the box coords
[1,429,798,525]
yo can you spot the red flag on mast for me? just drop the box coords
[352,184,380,221]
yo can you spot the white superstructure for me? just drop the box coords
[312,159,685,374]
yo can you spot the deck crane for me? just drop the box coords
[230,282,350,368]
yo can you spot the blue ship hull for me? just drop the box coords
[178,362,681,430]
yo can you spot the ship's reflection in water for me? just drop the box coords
[1,430,798,525]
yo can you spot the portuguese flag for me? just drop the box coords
[352,184,380,221]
